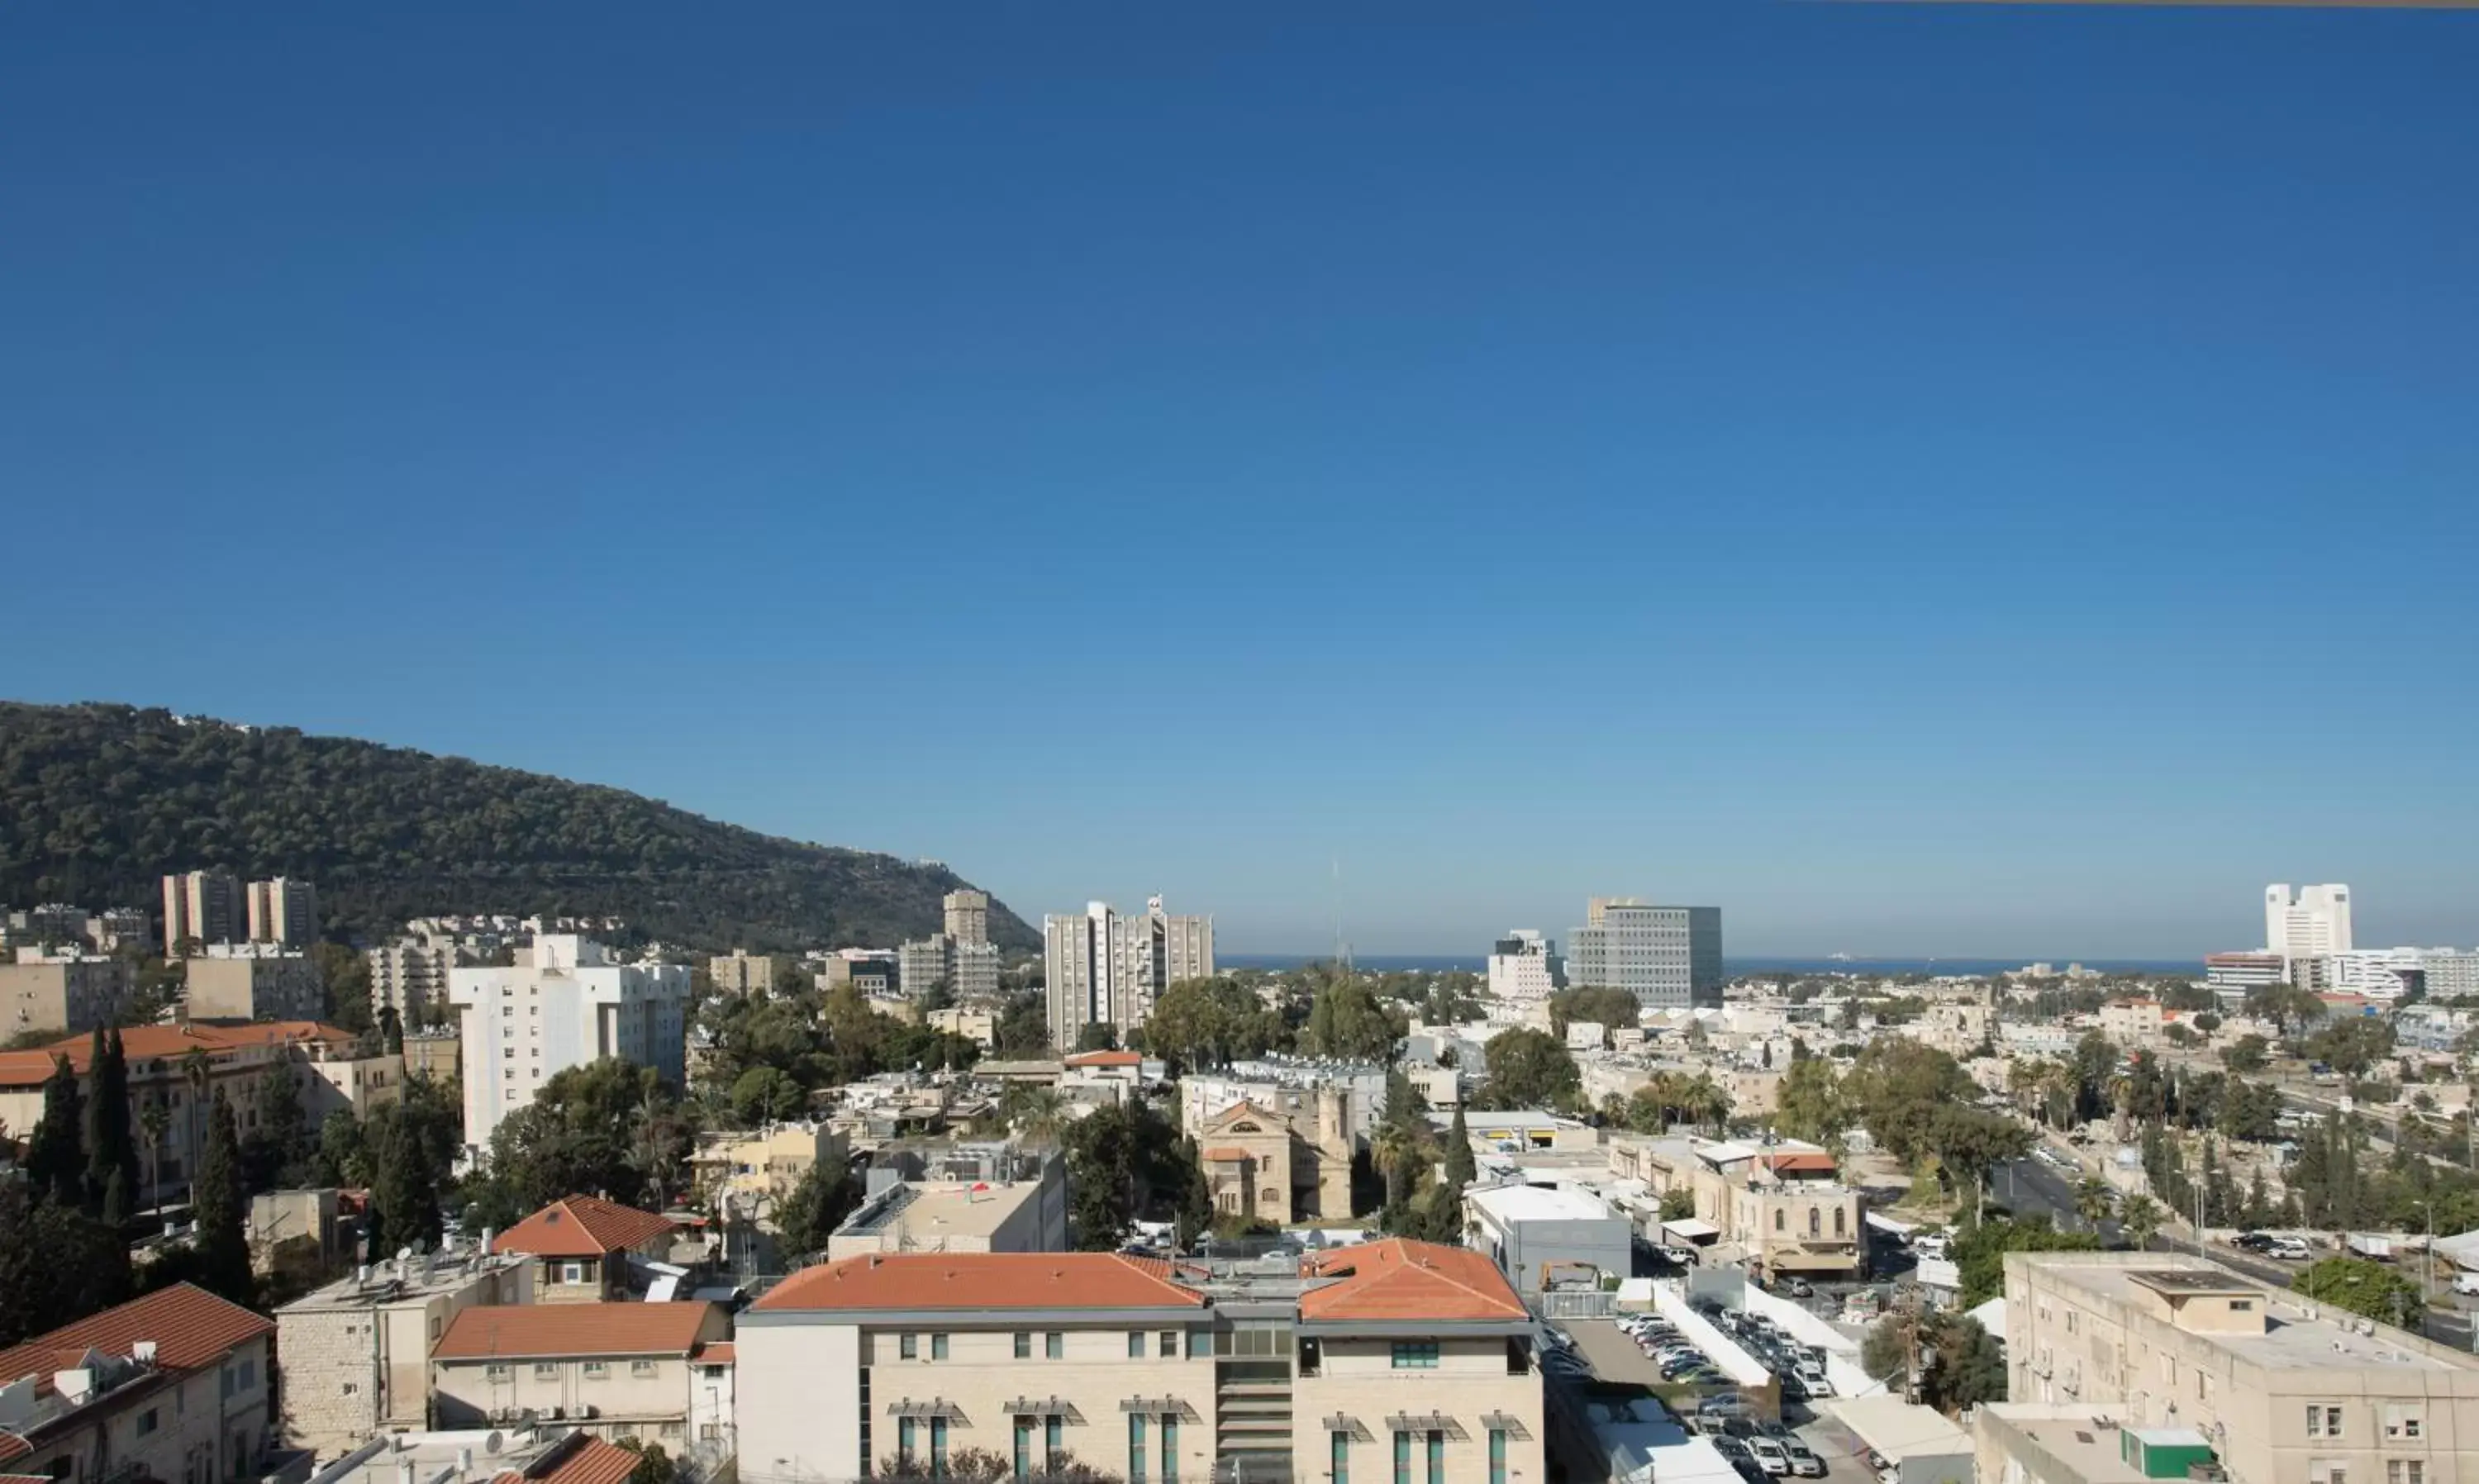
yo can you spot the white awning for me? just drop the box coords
[1661,1218,1720,1242]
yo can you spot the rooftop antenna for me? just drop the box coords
[1332,856,1352,972]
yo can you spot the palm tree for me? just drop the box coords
[180,1047,213,1198]
[2074,1176,2115,1234]
[1368,1121,1418,1183]
[1002,1084,1067,1146]
[2119,1193,2163,1250]
[139,1101,171,1209]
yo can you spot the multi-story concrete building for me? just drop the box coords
[1464,1183,1631,1296]
[945,889,992,947]
[403,1025,462,1082]
[901,934,1003,1006]
[2206,953,2287,994]
[707,949,778,997]
[2267,883,2354,977]
[2099,999,2167,1048]
[1195,1093,1356,1225]
[816,949,903,997]
[1485,931,1565,1001]
[246,876,319,946]
[1606,1134,1866,1279]
[448,935,690,1149]
[0,1282,277,1484]
[491,1196,683,1305]
[369,936,457,1025]
[275,1245,535,1460]
[188,941,326,1021]
[1044,897,1215,1049]
[2322,949,2426,1002]
[928,1006,997,1047]
[688,1122,849,1211]
[2004,1251,2479,1484]
[1566,898,1725,1009]
[431,1302,731,1446]
[163,868,244,954]
[88,906,155,953]
[2417,950,2479,1000]
[0,947,136,1037]
[735,1239,1544,1484]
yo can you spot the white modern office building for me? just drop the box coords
[1044,896,1214,1049]
[2265,882,2353,974]
[447,935,691,1150]
[1486,930,1566,1000]
[1566,898,1724,1009]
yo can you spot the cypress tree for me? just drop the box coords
[0,1178,45,1347]
[32,1198,129,1327]
[82,1025,112,1215]
[28,1055,85,1206]
[1442,1106,1477,1187]
[192,1098,254,1304]
[80,1027,140,1225]
[369,1110,443,1258]
[106,1030,140,1220]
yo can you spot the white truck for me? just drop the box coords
[2347,1233,2395,1261]
[2453,1270,2479,1297]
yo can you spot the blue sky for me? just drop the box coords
[3,3,2473,958]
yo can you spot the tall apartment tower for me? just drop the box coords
[162,870,244,954]
[1566,897,1724,1009]
[1487,930,1567,1000]
[1044,895,1215,1049]
[246,877,320,946]
[2265,883,2353,979]
[942,889,990,947]
[446,935,691,1151]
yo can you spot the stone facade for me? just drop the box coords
[1197,1092,1354,1224]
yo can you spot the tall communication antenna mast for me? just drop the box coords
[1331,855,1353,970]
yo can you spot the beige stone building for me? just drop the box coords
[163,868,244,954]
[246,877,319,946]
[1922,998,1997,1056]
[735,1239,1544,1484]
[1197,1093,1354,1225]
[826,1171,1069,1260]
[492,1196,683,1304]
[431,1302,730,1446]
[0,949,136,1037]
[708,949,778,997]
[0,1282,276,1484]
[404,1026,463,1082]
[188,942,326,1021]
[2005,1251,2479,1484]
[369,936,457,1025]
[929,1006,997,1047]
[688,1122,849,1210]
[275,1246,535,1460]
[2098,998,2168,1048]
[1606,1134,1867,1278]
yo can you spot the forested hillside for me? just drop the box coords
[0,702,1037,953]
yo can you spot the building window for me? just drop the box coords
[933,1334,949,1361]
[1130,1331,1146,1358]
[1015,1420,1034,1480]
[2229,1300,2252,1312]
[533,1363,559,1381]
[1834,1207,1847,1236]
[1774,1210,1785,1232]
[1394,1433,1411,1484]
[561,1261,586,1285]
[1162,1417,1179,1484]
[931,1417,949,1477]
[899,1418,917,1468]
[2384,1406,2423,1441]
[1046,1332,1064,1360]
[1426,1431,1444,1484]
[902,1334,919,1360]
[2310,1463,2348,1484]
[859,1365,873,1477]
[1488,1430,1506,1484]
[1808,1208,1821,1237]
[139,1409,160,1435]
[1332,1433,1349,1484]
[2386,1464,2422,1484]
[486,1364,511,1381]
[633,1360,659,1377]
[1187,1329,1209,1359]
[1391,1342,1439,1370]
[1015,1333,1032,1359]
[1046,1416,1064,1469]
[1130,1414,1148,1483]
[2310,1406,2343,1440]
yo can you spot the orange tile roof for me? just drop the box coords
[434,1303,717,1361]
[0,1283,274,1386]
[755,1253,1207,1313]
[0,1021,362,1087]
[1298,1239,1525,1324]
[1760,1153,1837,1175]
[1201,1147,1252,1162]
[492,1435,644,1484]
[690,1341,734,1365]
[492,1196,679,1258]
[1065,1050,1143,1068]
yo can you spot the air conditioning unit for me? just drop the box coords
[584,1406,600,1420]
[549,1409,565,1421]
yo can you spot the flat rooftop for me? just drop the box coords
[2029,1257,2479,1373]
[1975,1406,2157,1484]
[835,1180,1040,1244]
[1466,1183,1617,1223]
[280,1249,525,1311]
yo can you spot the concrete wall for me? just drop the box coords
[1293,1336,1545,1484]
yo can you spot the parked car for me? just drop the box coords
[1784,1443,1826,1478]
[2232,1232,2275,1253]
[1747,1439,1791,1477]
[2270,1237,2312,1260]
[1795,1361,1834,1397]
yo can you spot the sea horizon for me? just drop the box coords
[1219,953,2201,975]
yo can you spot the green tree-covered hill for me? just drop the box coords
[0,702,1036,954]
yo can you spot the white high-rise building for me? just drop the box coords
[447,935,690,1151]
[1044,895,1214,1049]
[2264,882,2353,977]
[1487,930,1566,1000]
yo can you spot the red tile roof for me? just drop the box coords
[492,1435,644,1484]
[434,1303,718,1361]
[1759,1153,1836,1175]
[1201,1147,1253,1162]
[1298,1239,1525,1324]
[690,1342,734,1366]
[1065,1050,1143,1068]
[755,1253,1207,1313]
[0,1021,362,1088]
[0,1283,274,1386]
[492,1196,678,1258]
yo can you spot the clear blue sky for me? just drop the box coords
[4,3,2473,958]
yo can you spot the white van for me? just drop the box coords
[2453,1271,2479,1297]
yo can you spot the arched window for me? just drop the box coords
[1228,1121,1262,1134]
[1834,1207,1848,1237]
[1773,1210,1785,1232]
[1809,1208,1822,1238]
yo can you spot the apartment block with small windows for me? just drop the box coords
[431,1303,730,1447]
[188,941,326,1021]
[448,935,690,1150]
[2005,1252,2479,1484]
[737,1240,1543,1484]
[0,1283,277,1484]
[275,1246,535,1460]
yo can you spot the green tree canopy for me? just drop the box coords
[1477,1028,1580,1111]
[1141,977,1287,1073]
[1301,980,1406,1063]
[1547,987,1639,1044]
[2296,1256,2424,1325]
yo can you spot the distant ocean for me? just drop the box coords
[1221,954,2198,975]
